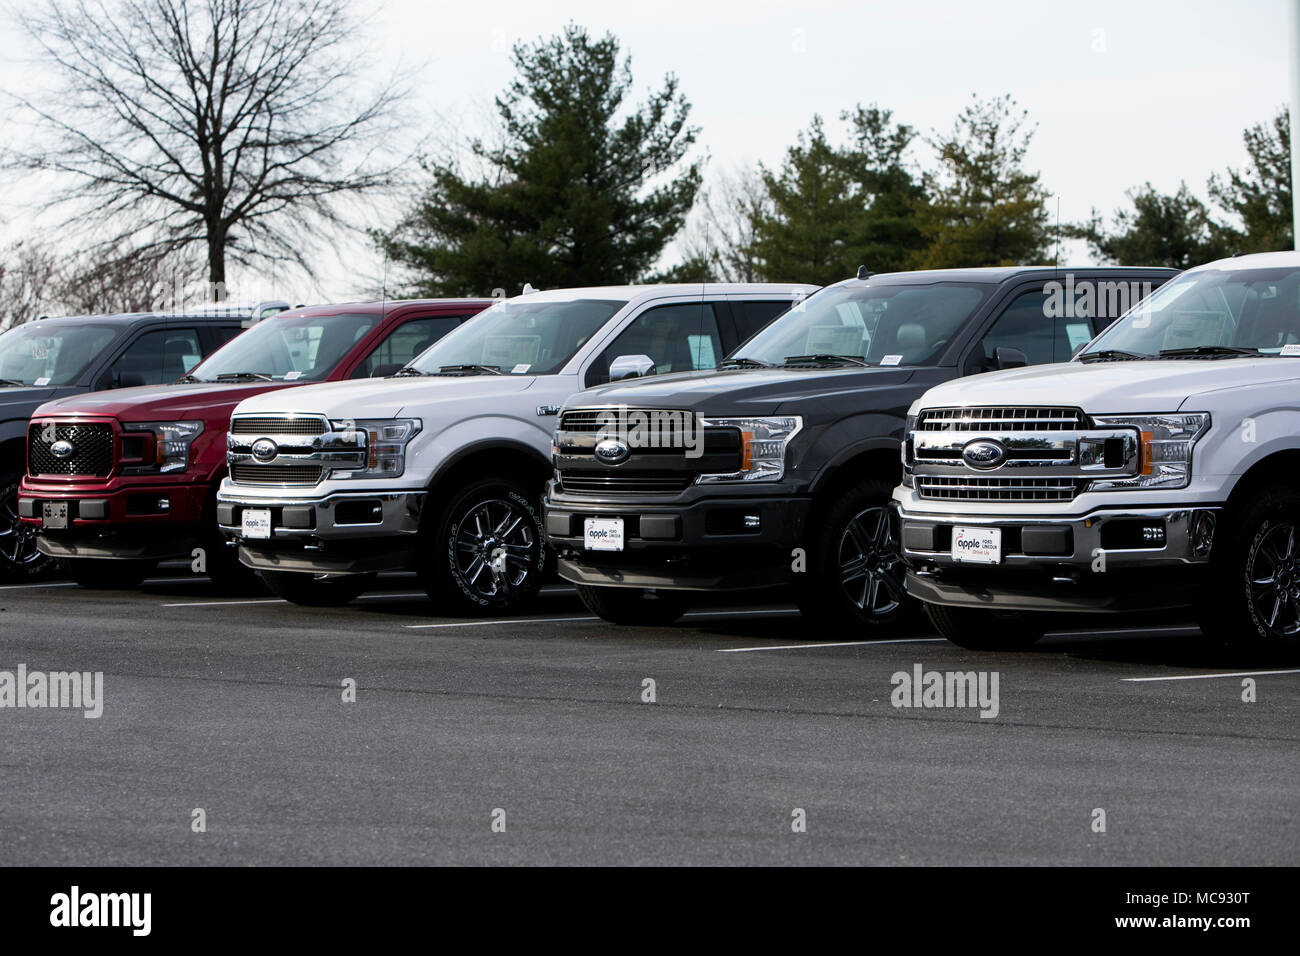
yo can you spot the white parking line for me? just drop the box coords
[162,598,286,608]
[720,638,947,653]
[684,608,801,619]
[1122,668,1300,682]
[0,581,78,590]
[405,615,597,629]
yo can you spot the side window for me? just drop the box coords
[350,316,463,378]
[207,325,245,351]
[970,288,1082,371]
[733,300,792,345]
[109,328,203,386]
[586,303,723,387]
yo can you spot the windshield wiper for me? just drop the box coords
[782,353,871,367]
[718,356,774,369]
[177,373,205,383]
[0,379,28,387]
[1078,349,1151,363]
[1158,345,1262,358]
[215,371,273,382]
[436,364,505,376]
[394,367,426,377]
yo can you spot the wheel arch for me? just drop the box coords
[1224,449,1300,518]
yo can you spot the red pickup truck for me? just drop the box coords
[20,298,490,589]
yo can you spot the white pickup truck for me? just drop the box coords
[215,283,815,610]
[897,251,1300,656]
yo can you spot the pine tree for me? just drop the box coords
[378,24,702,295]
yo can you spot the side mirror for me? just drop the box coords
[994,347,1028,370]
[609,354,656,382]
[370,363,402,378]
[114,371,146,389]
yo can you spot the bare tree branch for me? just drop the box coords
[5,0,411,294]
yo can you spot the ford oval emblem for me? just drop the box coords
[50,440,74,460]
[594,437,630,465]
[251,438,279,463]
[962,439,1007,470]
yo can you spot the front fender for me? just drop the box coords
[416,414,554,485]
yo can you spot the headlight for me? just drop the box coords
[901,413,918,487]
[327,418,421,479]
[1088,413,1209,491]
[122,420,203,474]
[697,416,802,482]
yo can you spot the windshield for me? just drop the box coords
[406,298,626,375]
[733,282,991,367]
[1083,266,1300,358]
[0,322,119,387]
[188,311,381,382]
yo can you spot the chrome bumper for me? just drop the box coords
[898,505,1220,570]
[216,489,427,541]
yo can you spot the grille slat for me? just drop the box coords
[230,463,323,485]
[559,472,694,495]
[231,416,327,436]
[559,407,697,437]
[28,424,114,477]
[918,406,1084,432]
[917,476,1078,502]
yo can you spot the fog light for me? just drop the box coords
[1140,524,1164,544]
[158,498,170,512]
[743,514,761,529]
[1192,511,1216,557]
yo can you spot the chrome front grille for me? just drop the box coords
[917,406,1084,432]
[230,415,327,436]
[909,406,1139,502]
[916,476,1079,502]
[227,414,366,486]
[230,464,324,485]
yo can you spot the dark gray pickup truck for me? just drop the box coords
[543,267,1175,630]
[0,304,284,579]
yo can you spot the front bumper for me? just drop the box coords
[20,480,211,561]
[898,503,1220,612]
[215,487,426,575]
[544,484,811,590]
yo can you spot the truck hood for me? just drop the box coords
[0,385,59,421]
[33,381,295,420]
[572,366,917,416]
[230,373,537,420]
[912,359,1300,413]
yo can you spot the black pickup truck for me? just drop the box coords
[543,266,1176,629]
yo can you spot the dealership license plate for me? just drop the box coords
[241,509,273,540]
[40,501,68,530]
[951,526,1001,564]
[584,517,624,551]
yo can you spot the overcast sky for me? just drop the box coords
[0,0,1291,304]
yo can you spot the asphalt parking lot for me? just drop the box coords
[1,568,1296,866]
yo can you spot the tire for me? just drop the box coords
[421,478,545,614]
[795,479,915,633]
[576,584,690,626]
[0,472,55,582]
[924,603,1046,650]
[1196,486,1300,659]
[63,558,158,590]
[261,570,375,607]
